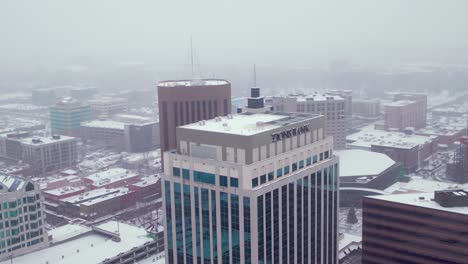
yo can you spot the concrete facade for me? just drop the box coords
[384,93,427,130]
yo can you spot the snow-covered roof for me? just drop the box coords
[158,79,229,87]
[368,192,468,215]
[19,135,76,146]
[81,120,125,130]
[83,168,138,187]
[384,100,415,107]
[384,176,468,194]
[61,187,128,205]
[1,221,154,264]
[48,224,92,244]
[335,149,396,177]
[347,125,433,149]
[43,186,86,196]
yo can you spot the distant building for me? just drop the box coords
[80,114,159,152]
[352,99,380,118]
[157,79,231,156]
[21,135,78,176]
[231,97,248,113]
[384,93,427,130]
[32,88,56,106]
[88,97,128,118]
[363,190,468,263]
[50,97,92,136]
[69,87,97,101]
[266,92,347,149]
[347,126,435,172]
[0,175,49,260]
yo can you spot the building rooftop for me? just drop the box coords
[81,120,125,130]
[83,168,138,187]
[19,135,76,146]
[296,93,344,102]
[43,186,86,197]
[1,221,154,264]
[384,176,468,194]
[335,149,396,177]
[180,112,319,136]
[384,100,416,107]
[88,97,127,104]
[158,78,229,87]
[0,174,28,192]
[347,125,433,149]
[368,192,468,216]
[61,187,129,206]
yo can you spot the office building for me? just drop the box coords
[88,97,128,118]
[163,111,339,263]
[69,87,97,101]
[363,189,468,263]
[157,79,231,155]
[384,93,427,130]
[352,99,381,118]
[266,93,347,149]
[80,114,160,153]
[49,97,92,136]
[21,135,78,176]
[0,175,48,260]
[31,88,56,106]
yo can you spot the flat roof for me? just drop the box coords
[335,149,396,177]
[19,135,76,146]
[81,120,125,130]
[347,125,432,149]
[368,192,468,216]
[84,168,138,187]
[88,97,126,104]
[158,78,229,87]
[43,186,86,196]
[61,187,126,204]
[2,221,154,264]
[180,112,318,136]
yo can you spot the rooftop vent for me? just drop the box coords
[52,135,61,140]
[434,189,468,207]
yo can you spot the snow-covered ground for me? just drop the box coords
[339,207,362,236]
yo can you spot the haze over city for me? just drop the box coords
[0,1,467,264]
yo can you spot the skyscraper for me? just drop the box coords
[157,79,231,155]
[162,111,339,263]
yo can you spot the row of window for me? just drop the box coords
[252,151,330,188]
[0,196,38,210]
[172,167,239,188]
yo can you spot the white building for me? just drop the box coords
[88,97,128,118]
[163,112,339,263]
[0,175,48,260]
[266,93,347,149]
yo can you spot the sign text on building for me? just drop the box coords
[271,125,310,142]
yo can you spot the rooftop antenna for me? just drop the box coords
[190,36,194,78]
[253,64,257,87]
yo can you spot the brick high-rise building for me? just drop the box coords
[157,79,231,154]
[362,190,468,263]
[384,93,427,130]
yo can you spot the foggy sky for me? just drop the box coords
[2,0,468,70]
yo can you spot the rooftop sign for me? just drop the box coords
[271,125,310,143]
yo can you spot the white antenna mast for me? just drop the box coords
[190,36,194,78]
[253,64,257,87]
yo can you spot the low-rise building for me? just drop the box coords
[82,168,140,190]
[347,125,435,172]
[128,176,161,203]
[363,190,468,263]
[0,175,49,260]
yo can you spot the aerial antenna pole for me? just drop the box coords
[190,36,194,78]
[253,64,257,87]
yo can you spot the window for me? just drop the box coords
[230,177,239,187]
[306,157,312,166]
[220,175,228,187]
[260,174,267,184]
[252,178,259,187]
[284,166,290,175]
[277,168,283,177]
[173,167,181,177]
[193,171,216,185]
[313,155,318,164]
[182,169,190,180]
[268,172,274,181]
[324,150,329,159]
[319,153,324,161]
[292,162,297,172]
[299,160,304,169]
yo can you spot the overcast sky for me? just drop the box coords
[2,0,468,70]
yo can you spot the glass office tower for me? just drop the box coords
[163,112,339,264]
